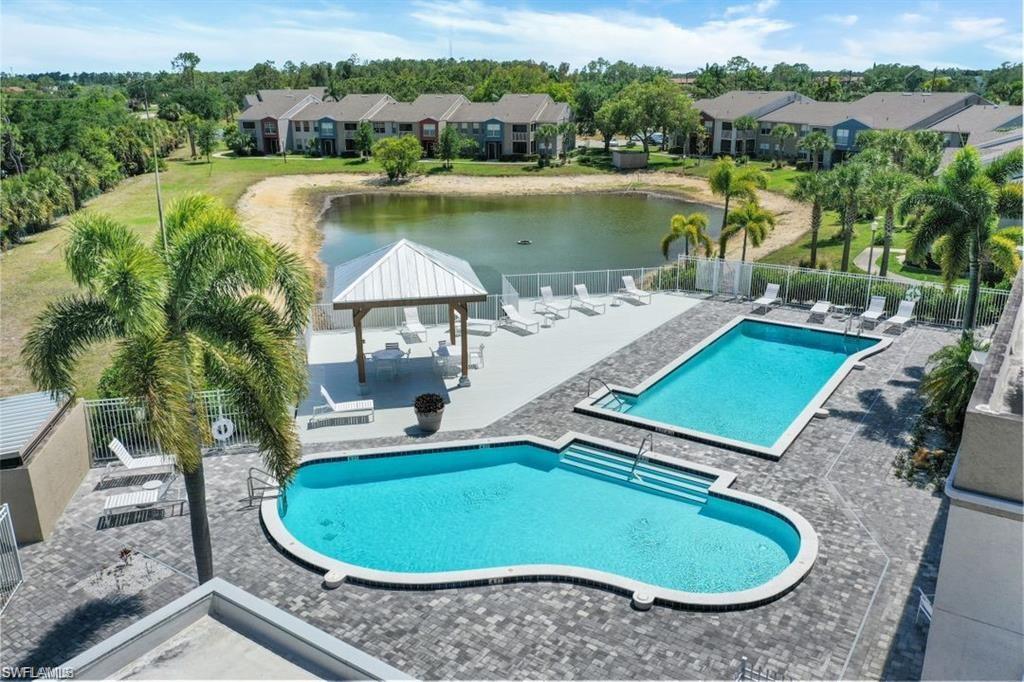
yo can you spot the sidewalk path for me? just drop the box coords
[853,247,921,285]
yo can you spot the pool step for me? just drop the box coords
[560,445,711,505]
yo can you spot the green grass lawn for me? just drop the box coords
[759,212,909,272]
[663,158,803,194]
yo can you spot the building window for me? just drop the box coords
[241,121,255,130]
[836,128,850,144]
[721,140,732,153]
[512,141,528,154]
[314,123,319,132]
[344,123,357,131]
[473,123,481,134]
[399,123,413,133]
[422,123,436,137]
[721,122,733,132]
[373,122,386,135]
[486,123,500,137]
[263,122,277,135]
[295,140,304,151]
[530,123,537,132]
[759,142,770,151]
[320,121,334,135]
[760,124,772,135]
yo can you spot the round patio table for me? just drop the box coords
[371,349,404,361]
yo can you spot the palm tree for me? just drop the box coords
[988,226,1023,282]
[921,335,978,433]
[867,167,915,276]
[660,212,712,259]
[708,156,768,258]
[22,194,313,583]
[899,146,997,333]
[770,123,796,167]
[722,201,775,261]
[798,130,834,171]
[790,172,830,268]
[536,123,560,161]
[827,161,869,271]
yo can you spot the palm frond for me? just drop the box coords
[264,242,314,333]
[64,212,144,289]
[660,231,680,259]
[22,295,123,394]
[162,193,219,249]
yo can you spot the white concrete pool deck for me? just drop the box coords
[298,293,701,442]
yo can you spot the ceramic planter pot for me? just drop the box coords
[416,408,444,433]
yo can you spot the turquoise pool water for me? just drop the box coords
[279,443,801,594]
[609,320,878,448]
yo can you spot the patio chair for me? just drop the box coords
[500,304,540,334]
[102,438,174,482]
[385,342,401,351]
[573,284,607,314]
[617,276,652,305]
[860,296,886,327]
[103,474,186,519]
[533,286,572,319]
[808,300,831,322]
[455,318,499,335]
[751,283,781,313]
[309,386,375,427]
[886,299,917,331]
[915,587,934,625]
[399,307,427,342]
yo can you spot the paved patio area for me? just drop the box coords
[300,293,699,442]
[2,298,954,680]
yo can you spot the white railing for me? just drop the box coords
[310,294,504,333]
[502,264,676,300]
[0,504,23,614]
[511,132,529,142]
[674,255,1010,328]
[83,390,258,465]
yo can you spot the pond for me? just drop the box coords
[319,192,723,292]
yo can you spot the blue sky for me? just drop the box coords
[1,0,1020,74]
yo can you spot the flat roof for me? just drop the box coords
[0,391,64,463]
[61,579,411,681]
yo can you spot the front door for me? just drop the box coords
[486,141,501,160]
[322,139,336,156]
[264,138,279,154]
[422,141,435,158]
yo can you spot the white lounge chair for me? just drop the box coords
[752,283,781,313]
[533,286,572,319]
[501,304,540,333]
[573,284,606,314]
[309,386,374,427]
[860,296,886,326]
[102,438,174,482]
[915,587,933,625]
[617,276,652,305]
[886,299,917,331]
[103,475,186,519]
[399,307,427,342]
[455,318,499,335]
[808,300,831,322]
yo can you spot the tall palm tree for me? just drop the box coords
[708,156,768,258]
[790,172,830,268]
[770,123,796,166]
[23,194,313,582]
[827,160,869,271]
[660,212,712,259]
[867,167,915,276]
[536,123,560,160]
[733,115,757,156]
[899,146,997,333]
[722,201,775,261]
[797,130,834,171]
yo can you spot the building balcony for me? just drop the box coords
[512,132,529,142]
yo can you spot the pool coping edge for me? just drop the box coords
[260,431,819,611]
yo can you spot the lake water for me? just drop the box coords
[319,193,723,292]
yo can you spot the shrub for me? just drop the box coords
[414,393,445,413]
[794,160,813,171]
[372,135,422,182]
[667,146,687,154]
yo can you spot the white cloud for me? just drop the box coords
[0,0,1017,75]
[825,14,859,27]
[900,13,927,24]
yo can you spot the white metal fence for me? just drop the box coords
[672,255,1010,328]
[83,390,257,465]
[311,294,505,332]
[502,264,675,299]
[0,504,23,614]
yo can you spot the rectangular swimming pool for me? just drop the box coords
[575,317,890,458]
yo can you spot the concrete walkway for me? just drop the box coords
[853,247,920,284]
[299,292,701,443]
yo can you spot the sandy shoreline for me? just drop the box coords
[235,171,810,283]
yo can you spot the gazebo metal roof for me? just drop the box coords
[331,239,487,310]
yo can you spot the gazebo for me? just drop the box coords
[331,239,489,388]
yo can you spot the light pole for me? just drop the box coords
[867,219,879,277]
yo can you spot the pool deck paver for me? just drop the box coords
[2,299,952,680]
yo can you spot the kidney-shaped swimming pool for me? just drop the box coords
[262,434,818,609]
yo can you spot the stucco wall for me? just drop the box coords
[921,503,1023,680]
[0,400,90,544]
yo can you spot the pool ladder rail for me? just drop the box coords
[247,467,279,506]
[630,433,654,479]
[586,376,625,410]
